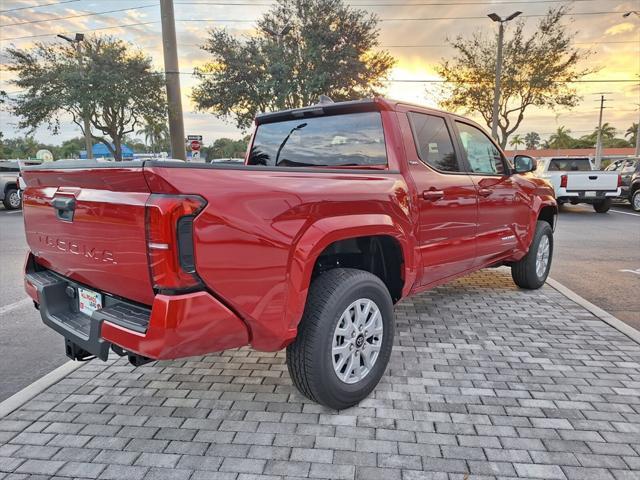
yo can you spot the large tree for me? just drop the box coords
[6,35,166,160]
[192,0,395,130]
[436,7,593,148]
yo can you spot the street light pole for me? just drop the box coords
[594,95,606,169]
[160,0,186,160]
[58,33,93,159]
[488,11,521,144]
[623,11,640,156]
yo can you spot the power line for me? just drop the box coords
[169,71,639,83]
[380,40,639,47]
[0,0,80,14]
[174,11,626,23]
[175,0,618,4]
[0,5,156,28]
[0,20,160,42]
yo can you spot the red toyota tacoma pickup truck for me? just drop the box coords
[22,98,557,409]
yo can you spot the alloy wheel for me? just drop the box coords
[332,298,383,384]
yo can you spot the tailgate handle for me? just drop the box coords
[52,197,76,221]
[589,175,597,180]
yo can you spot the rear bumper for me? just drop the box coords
[24,254,250,361]
[556,187,620,203]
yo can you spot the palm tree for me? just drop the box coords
[626,123,638,147]
[509,134,524,151]
[548,126,573,149]
[136,119,169,153]
[594,122,616,140]
[524,132,541,150]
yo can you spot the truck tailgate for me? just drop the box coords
[565,171,619,191]
[22,164,154,305]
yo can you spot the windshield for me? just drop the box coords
[248,112,387,167]
[548,158,592,172]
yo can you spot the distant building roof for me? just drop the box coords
[504,147,636,158]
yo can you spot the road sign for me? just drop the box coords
[190,140,201,151]
[192,150,201,160]
[187,135,202,141]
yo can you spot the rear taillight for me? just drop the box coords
[145,194,206,291]
[617,174,622,187]
[560,174,568,188]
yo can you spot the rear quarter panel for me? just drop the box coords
[145,165,416,350]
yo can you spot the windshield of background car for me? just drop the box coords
[548,158,592,172]
[248,112,387,167]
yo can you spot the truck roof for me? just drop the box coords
[255,97,484,131]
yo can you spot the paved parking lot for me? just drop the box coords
[1,269,639,480]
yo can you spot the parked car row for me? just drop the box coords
[534,157,621,213]
[605,157,640,211]
[0,160,22,210]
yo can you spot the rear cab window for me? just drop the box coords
[548,158,592,172]
[248,112,387,168]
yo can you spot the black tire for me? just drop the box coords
[511,221,553,290]
[3,188,21,210]
[286,268,394,410]
[593,198,611,213]
[631,190,640,212]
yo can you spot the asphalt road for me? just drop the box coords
[0,201,638,402]
[550,202,640,330]
[0,207,69,402]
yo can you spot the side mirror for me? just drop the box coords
[513,155,536,174]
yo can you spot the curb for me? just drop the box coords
[0,360,84,419]
[546,276,640,345]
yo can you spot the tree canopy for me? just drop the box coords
[192,0,395,130]
[542,123,633,149]
[6,35,166,160]
[524,132,541,150]
[202,136,250,160]
[436,7,593,148]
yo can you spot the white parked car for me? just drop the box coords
[535,157,621,213]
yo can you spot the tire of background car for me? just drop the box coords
[286,268,395,410]
[3,188,21,210]
[632,190,640,212]
[592,198,611,213]
[511,220,553,290]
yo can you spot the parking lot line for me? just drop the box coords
[610,209,640,217]
[0,298,31,316]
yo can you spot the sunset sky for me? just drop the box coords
[1,0,639,147]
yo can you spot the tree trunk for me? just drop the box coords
[113,136,123,161]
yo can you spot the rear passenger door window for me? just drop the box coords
[455,122,506,176]
[408,112,462,173]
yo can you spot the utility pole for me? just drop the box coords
[58,33,93,159]
[488,11,521,144]
[594,94,608,169]
[160,0,186,160]
[635,106,640,157]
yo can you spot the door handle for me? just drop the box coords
[422,190,444,201]
[478,188,492,197]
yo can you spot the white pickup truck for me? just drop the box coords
[535,157,621,213]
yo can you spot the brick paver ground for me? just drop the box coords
[1,268,639,480]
